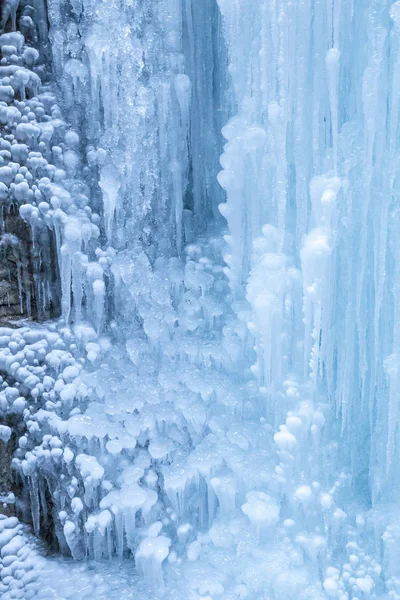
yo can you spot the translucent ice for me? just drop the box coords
[0,0,400,599]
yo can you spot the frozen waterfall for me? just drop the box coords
[1,0,400,599]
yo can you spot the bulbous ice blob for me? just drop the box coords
[273,429,297,450]
[241,491,280,534]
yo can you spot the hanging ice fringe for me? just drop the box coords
[0,0,399,598]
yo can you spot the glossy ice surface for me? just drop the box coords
[0,1,400,599]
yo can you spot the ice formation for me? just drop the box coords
[1,0,400,599]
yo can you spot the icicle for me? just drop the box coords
[170,161,183,252]
[325,48,340,173]
[0,0,20,32]
[99,165,120,244]
[28,475,40,537]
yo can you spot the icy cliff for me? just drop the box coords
[1,0,400,599]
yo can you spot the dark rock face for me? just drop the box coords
[0,434,16,512]
[0,0,63,530]
[1,211,60,321]
[0,412,23,517]
[0,214,30,319]
[0,1,60,322]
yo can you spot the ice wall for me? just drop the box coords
[0,0,111,326]
[46,0,225,251]
[216,0,400,504]
[2,1,400,599]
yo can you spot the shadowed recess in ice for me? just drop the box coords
[1,0,400,599]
